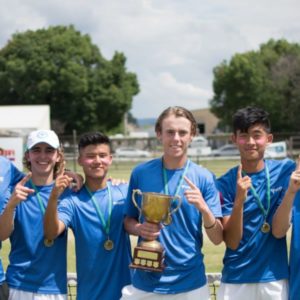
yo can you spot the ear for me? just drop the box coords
[156,130,162,141]
[189,134,195,144]
[77,155,83,167]
[56,150,62,163]
[231,134,237,144]
[267,133,273,146]
[108,154,113,166]
[24,151,30,162]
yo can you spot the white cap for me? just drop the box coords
[26,130,60,150]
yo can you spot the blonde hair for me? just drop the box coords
[155,106,197,136]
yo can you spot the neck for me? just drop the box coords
[162,155,187,169]
[31,172,54,186]
[241,159,265,173]
[85,177,107,192]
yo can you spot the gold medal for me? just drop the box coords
[104,239,114,251]
[44,238,54,247]
[261,222,270,233]
[86,184,114,251]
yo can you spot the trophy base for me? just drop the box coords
[130,245,165,272]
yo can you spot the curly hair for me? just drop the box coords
[23,147,65,179]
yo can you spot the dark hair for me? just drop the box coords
[155,106,197,136]
[232,106,271,134]
[78,132,111,152]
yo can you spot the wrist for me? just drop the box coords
[50,189,60,200]
[135,223,142,236]
[204,218,217,230]
[6,200,17,211]
[234,198,244,209]
[287,186,298,196]
[198,203,210,214]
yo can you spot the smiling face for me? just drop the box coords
[232,124,273,163]
[25,142,61,181]
[78,144,112,182]
[156,114,194,164]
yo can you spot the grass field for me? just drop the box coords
[1,157,239,274]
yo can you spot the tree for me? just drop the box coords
[210,39,300,132]
[0,25,139,133]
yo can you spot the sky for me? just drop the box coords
[0,0,299,119]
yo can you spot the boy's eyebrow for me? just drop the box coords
[30,146,42,151]
[30,145,55,150]
[85,152,109,155]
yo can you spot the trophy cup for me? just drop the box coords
[130,189,181,272]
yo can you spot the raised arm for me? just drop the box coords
[272,158,300,238]
[0,173,34,240]
[222,165,251,250]
[184,176,223,245]
[44,166,72,240]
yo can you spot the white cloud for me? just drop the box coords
[0,0,300,118]
[158,72,212,99]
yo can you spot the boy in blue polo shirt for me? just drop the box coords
[0,155,23,299]
[121,106,223,300]
[272,159,300,300]
[44,132,132,300]
[217,107,294,300]
[0,130,73,300]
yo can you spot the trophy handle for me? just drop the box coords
[162,195,182,226]
[170,195,182,215]
[132,189,143,221]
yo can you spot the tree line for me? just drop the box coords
[0,25,299,134]
[211,39,300,133]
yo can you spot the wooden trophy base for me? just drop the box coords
[130,245,165,272]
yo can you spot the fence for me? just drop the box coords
[67,272,221,299]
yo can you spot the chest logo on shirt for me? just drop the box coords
[271,186,283,194]
[113,200,124,206]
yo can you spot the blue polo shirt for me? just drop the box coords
[0,157,23,284]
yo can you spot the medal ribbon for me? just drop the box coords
[30,179,46,215]
[242,163,270,220]
[162,159,190,196]
[30,180,54,246]
[85,182,112,236]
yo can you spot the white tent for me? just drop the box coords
[0,105,51,170]
[0,105,50,135]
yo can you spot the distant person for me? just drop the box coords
[217,106,295,300]
[0,129,80,300]
[44,132,132,300]
[272,159,300,300]
[0,155,23,300]
[121,106,223,299]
